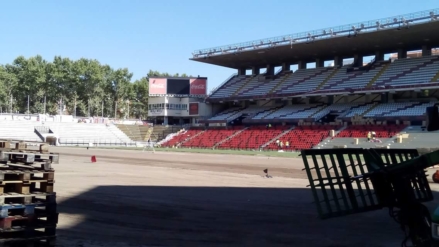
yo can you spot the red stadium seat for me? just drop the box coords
[217,125,289,150]
[161,130,203,147]
[336,124,407,138]
[265,125,341,151]
[181,126,245,148]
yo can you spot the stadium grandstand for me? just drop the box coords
[159,8,439,151]
[3,8,439,153]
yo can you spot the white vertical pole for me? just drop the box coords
[43,95,46,115]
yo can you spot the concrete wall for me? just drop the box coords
[148,96,211,118]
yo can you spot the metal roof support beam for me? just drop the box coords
[252,67,260,75]
[422,45,432,56]
[298,61,307,69]
[266,65,275,76]
[238,68,246,76]
[353,54,363,67]
[316,58,324,68]
[334,56,343,67]
[281,63,291,71]
[375,51,384,61]
[398,49,407,59]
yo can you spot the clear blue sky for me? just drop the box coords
[0,0,437,92]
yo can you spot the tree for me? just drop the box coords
[132,77,149,119]
[0,65,18,112]
[0,55,192,119]
[7,56,48,114]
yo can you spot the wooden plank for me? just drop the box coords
[0,213,58,230]
[0,203,57,218]
[0,193,56,206]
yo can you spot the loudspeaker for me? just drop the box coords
[426,106,439,131]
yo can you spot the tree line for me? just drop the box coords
[0,55,191,119]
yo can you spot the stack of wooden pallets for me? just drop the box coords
[0,141,59,247]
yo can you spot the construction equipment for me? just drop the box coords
[301,148,439,247]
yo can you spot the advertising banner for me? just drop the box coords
[149,78,167,95]
[189,78,207,95]
[189,102,199,115]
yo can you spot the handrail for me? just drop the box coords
[192,8,439,57]
[206,81,439,102]
[58,138,136,146]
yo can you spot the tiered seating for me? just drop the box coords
[107,125,134,143]
[217,125,289,150]
[291,68,334,93]
[265,125,337,151]
[208,55,439,101]
[209,106,276,122]
[235,76,265,96]
[210,75,249,98]
[319,65,353,90]
[246,72,290,96]
[0,121,41,142]
[343,103,376,118]
[336,124,407,138]
[161,129,203,147]
[286,105,326,119]
[181,127,244,148]
[372,56,439,87]
[116,124,142,141]
[273,68,331,94]
[208,107,243,121]
[364,102,419,117]
[324,62,388,90]
[389,102,436,116]
[312,103,359,120]
[49,122,133,145]
[260,104,322,119]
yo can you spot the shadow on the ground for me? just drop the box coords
[55,184,439,247]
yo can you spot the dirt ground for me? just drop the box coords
[50,147,439,247]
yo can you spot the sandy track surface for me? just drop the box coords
[51,147,439,247]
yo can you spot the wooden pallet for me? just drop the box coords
[0,141,51,154]
[0,226,56,247]
[0,150,59,165]
[0,172,54,194]
[0,203,57,218]
[0,192,56,206]
[0,213,58,230]
[0,163,54,172]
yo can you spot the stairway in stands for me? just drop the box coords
[161,129,205,147]
[315,68,339,90]
[264,125,338,151]
[181,127,245,148]
[366,63,390,88]
[232,76,255,96]
[268,73,292,94]
[217,126,290,150]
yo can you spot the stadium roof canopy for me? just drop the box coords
[190,8,439,69]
